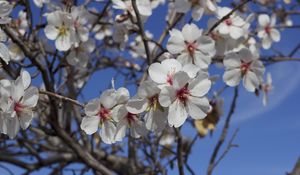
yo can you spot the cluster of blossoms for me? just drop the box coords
[0,0,288,142]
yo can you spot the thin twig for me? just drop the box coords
[175,128,185,175]
[207,87,239,175]
[39,90,84,108]
[131,0,151,64]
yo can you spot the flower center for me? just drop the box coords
[265,25,271,34]
[98,107,111,120]
[126,112,137,124]
[186,42,197,55]
[58,25,68,36]
[225,19,232,26]
[14,102,23,113]
[166,74,173,85]
[240,61,251,75]
[176,86,190,104]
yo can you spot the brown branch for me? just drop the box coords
[207,87,239,175]
[131,0,151,64]
[39,90,84,108]
[175,128,185,175]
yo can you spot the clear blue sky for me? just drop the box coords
[1,0,300,175]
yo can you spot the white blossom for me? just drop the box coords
[261,72,273,106]
[33,0,49,8]
[44,10,76,51]
[80,88,130,144]
[167,23,215,69]
[126,80,167,133]
[0,0,12,24]
[0,70,39,139]
[148,58,200,88]
[257,14,280,49]
[159,71,212,128]
[223,48,265,92]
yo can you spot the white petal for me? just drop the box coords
[84,99,100,116]
[174,0,191,13]
[126,98,148,114]
[223,69,242,87]
[100,89,117,109]
[44,25,59,40]
[262,36,272,49]
[7,117,20,139]
[218,23,229,35]
[20,69,31,89]
[243,71,259,92]
[223,52,241,69]
[22,87,39,108]
[186,98,207,120]
[159,86,176,107]
[182,64,200,78]
[145,109,167,133]
[115,87,130,104]
[182,23,202,42]
[11,77,24,101]
[130,120,147,138]
[258,14,270,27]
[168,100,187,128]
[19,111,34,130]
[229,26,244,39]
[189,77,211,97]
[80,116,100,135]
[172,71,190,90]
[114,119,128,142]
[167,29,185,54]
[148,62,168,84]
[138,80,160,98]
[196,36,216,57]
[193,51,211,69]
[270,29,280,42]
[100,121,116,144]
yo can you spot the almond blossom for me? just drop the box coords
[126,80,167,133]
[167,23,216,69]
[159,71,212,128]
[223,48,265,92]
[44,10,76,51]
[0,70,39,139]
[114,104,147,141]
[148,58,200,88]
[214,7,248,39]
[33,0,49,8]
[261,73,273,106]
[257,14,280,49]
[80,87,130,144]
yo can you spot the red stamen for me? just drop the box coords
[176,86,190,104]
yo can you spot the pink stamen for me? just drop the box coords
[240,61,251,75]
[98,107,111,120]
[176,86,190,104]
[166,74,173,85]
[14,102,23,113]
[126,113,137,124]
[225,19,232,26]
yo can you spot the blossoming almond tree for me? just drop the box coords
[0,0,299,175]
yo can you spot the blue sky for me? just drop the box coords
[1,0,300,175]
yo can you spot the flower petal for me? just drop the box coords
[80,116,100,135]
[168,100,187,128]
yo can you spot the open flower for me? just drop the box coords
[257,14,280,49]
[0,70,39,139]
[126,80,167,133]
[148,58,200,88]
[114,104,147,141]
[80,88,129,144]
[223,48,265,92]
[44,10,76,51]
[215,7,248,39]
[167,23,215,69]
[159,71,212,128]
